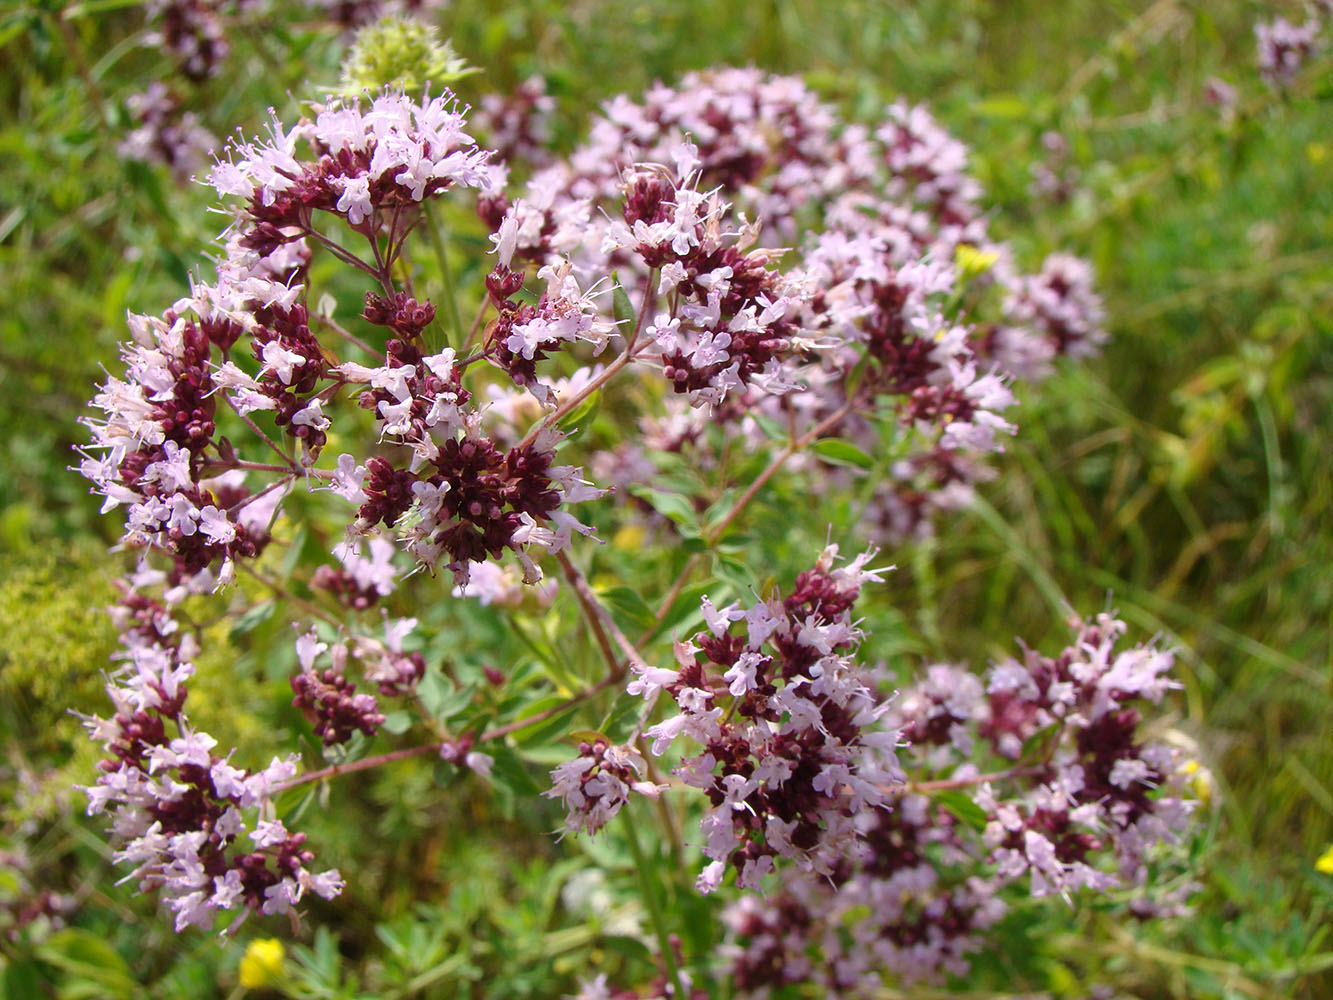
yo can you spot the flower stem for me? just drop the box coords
[423,203,463,348]
[556,550,652,679]
[907,765,1046,793]
[515,272,658,450]
[463,298,490,350]
[705,399,854,544]
[648,399,856,633]
[310,310,377,356]
[621,808,687,1000]
[556,550,622,680]
[272,676,618,794]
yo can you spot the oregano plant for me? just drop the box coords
[77,46,1199,996]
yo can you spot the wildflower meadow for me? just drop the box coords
[1,2,1331,998]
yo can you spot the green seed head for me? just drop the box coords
[339,16,476,96]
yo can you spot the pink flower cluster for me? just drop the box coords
[289,631,386,746]
[311,536,399,609]
[120,82,218,181]
[81,573,343,932]
[483,259,613,405]
[792,234,1018,537]
[1000,252,1108,372]
[973,615,1192,897]
[80,312,270,581]
[717,614,1195,995]
[492,67,854,241]
[1256,13,1326,87]
[300,0,447,30]
[208,91,496,233]
[142,0,447,84]
[84,89,606,594]
[474,75,558,171]
[145,0,232,81]
[603,158,808,406]
[79,88,604,926]
[620,546,903,893]
[476,68,1107,544]
[725,797,1005,993]
[545,739,666,837]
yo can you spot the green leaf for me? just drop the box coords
[510,623,584,692]
[612,276,636,332]
[844,353,872,399]
[811,438,875,469]
[934,790,989,832]
[599,695,643,743]
[62,0,148,17]
[417,670,474,721]
[627,485,698,532]
[0,15,36,52]
[651,580,717,639]
[279,521,308,579]
[597,586,656,631]
[403,953,471,994]
[381,710,413,734]
[971,93,1030,119]
[750,413,789,442]
[34,930,134,1000]
[280,784,320,828]
[229,600,274,639]
[714,554,755,594]
[598,934,653,963]
[703,488,741,534]
[557,388,601,439]
[292,926,343,987]
[325,729,371,764]
[487,744,542,797]
[2,960,44,1000]
[124,160,169,222]
[511,697,582,746]
[514,743,577,766]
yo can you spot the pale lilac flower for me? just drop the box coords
[1256,16,1324,87]
[545,740,665,836]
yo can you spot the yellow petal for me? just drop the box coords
[239,938,285,989]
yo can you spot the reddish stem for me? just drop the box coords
[271,676,618,793]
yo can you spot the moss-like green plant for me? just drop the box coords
[0,548,115,752]
[0,547,116,825]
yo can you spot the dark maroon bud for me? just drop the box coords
[485,265,526,307]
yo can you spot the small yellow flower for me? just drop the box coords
[611,523,646,551]
[239,938,285,990]
[954,243,999,281]
[1176,759,1213,805]
[1315,845,1333,876]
